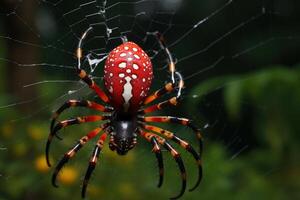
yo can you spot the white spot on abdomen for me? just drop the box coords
[122,76,133,111]
[132,74,137,79]
[109,86,113,93]
[119,73,125,78]
[119,62,127,68]
[133,64,139,70]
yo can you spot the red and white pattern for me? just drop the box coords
[103,42,153,112]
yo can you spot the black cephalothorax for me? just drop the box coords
[109,112,138,155]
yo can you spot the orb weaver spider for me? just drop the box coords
[46,27,203,199]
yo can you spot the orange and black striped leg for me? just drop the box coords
[143,72,184,105]
[75,27,109,103]
[50,100,113,132]
[139,97,178,114]
[46,115,109,166]
[155,32,176,83]
[77,68,110,103]
[154,33,184,97]
[82,132,108,198]
[140,130,186,199]
[141,135,164,187]
[140,116,203,156]
[142,124,202,191]
[143,82,176,105]
[151,137,164,188]
[52,125,107,187]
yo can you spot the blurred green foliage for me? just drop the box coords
[190,65,300,157]
[188,65,300,199]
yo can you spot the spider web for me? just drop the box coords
[0,0,299,199]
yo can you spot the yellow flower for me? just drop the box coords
[35,155,50,173]
[57,166,78,185]
[27,125,44,140]
[2,123,13,138]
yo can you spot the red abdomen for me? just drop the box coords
[103,42,153,112]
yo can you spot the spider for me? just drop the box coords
[46,27,203,199]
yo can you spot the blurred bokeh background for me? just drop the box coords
[0,0,299,199]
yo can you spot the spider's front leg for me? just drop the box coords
[150,136,164,188]
[141,124,202,191]
[46,115,109,166]
[140,75,203,163]
[139,116,203,156]
[82,130,109,198]
[140,130,186,200]
[141,134,164,188]
[52,124,108,187]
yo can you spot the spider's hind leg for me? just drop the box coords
[139,97,179,114]
[148,31,177,84]
[142,71,184,106]
[75,27,110,103]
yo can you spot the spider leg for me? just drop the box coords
[139,97,178,114]
[50,100,113,132]
[77,68,110,103]
[154,32,176,84]
[150,137,164,188]
[46,115,109,167]
[143,82,175,105]
[140,134,164,187]
[75,27,109,103]
[142,124,202,191]
[52,125,107,187]
[82,131,108,198]
[140,116,203,156]
[143,74,184,105]
[140,130,186,200]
